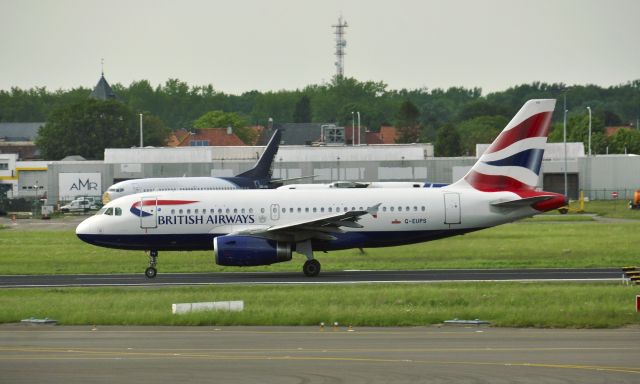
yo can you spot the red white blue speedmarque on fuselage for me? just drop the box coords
[76,100,566,277]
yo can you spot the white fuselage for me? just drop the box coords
[78,187,533,252]
[103,177,240,203]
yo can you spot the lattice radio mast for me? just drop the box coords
[333,16,348,79]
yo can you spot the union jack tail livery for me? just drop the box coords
[450,99,565,211]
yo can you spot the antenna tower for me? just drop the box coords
[332,16,348,78]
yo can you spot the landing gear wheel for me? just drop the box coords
[303,259,321,277]
[145,250,158,279]
[145,266,157,279]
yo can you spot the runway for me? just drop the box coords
[0,268,622,288]
[1,325,638,383]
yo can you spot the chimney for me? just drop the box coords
[227,126,233,135]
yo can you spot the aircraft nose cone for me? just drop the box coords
[76,216,98,244]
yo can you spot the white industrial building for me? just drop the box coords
[2,141,639,205]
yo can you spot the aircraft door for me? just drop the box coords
[139,197,158,229]
[443,193,461,224]
[270,203,280,221]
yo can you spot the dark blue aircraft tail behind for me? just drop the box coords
[235,128,282,185]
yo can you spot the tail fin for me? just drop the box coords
[236,128,282,181]
[451,99,556,192]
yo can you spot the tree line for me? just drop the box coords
[1,77,639,159]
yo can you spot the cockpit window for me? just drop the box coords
[105,208,113,216]
[114,207,122,216]
[97,207,107,215]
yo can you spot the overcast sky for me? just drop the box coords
[1,0,639,95]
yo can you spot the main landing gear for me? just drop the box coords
[298,240,320,277]
[145,250,158,279]
[303,259,321,277]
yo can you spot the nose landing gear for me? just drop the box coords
[145,250,158,278]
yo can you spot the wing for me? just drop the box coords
[230,203,381,243]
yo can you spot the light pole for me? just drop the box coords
[356,111,361,145]
[586,106,592,156]
[139,113,144,148]
[351,112,355,146]
[563,94,568,199]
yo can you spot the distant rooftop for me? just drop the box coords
[0,122,44,141]
[89,73,118,100]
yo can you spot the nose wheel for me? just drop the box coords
[145,250,158,279]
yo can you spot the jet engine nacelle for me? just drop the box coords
[214,235,292,266]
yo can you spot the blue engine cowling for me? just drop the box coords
[214,235,292,266]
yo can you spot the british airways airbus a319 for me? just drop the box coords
[76,99,566,278]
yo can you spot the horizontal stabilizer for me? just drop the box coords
[491,195,556,208]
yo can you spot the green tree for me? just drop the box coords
[549,114,607,154]
[435,123,462,156]
[456,100,509,121]
[140,113,170,147]
[395,100,421,143]
[293,95,312,123]
[456,115,508,156]
[609,128,640,154]
[193,110,255,144]
[36,99,165,160]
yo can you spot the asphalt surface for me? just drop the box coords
[1,325,638,384]
[0,268,623,288]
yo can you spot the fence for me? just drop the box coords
[582,189,638,201]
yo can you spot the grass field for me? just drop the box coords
[567,199,640,219]
[1,283,638,328]
[1,220,639,275]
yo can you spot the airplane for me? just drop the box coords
[277,181,448,189]
[101,128,283,203]
[76,99,566,278]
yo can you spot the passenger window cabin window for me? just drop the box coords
[390,207,394,212]
[320,207,325,213]
[328,207,332,212]
[305,207,309,213]
[171,209,175,214]
[290,208,294,213]
[179,209,183,214]
[383,206,387,212]
[249,208,254,214]
[261,208,265,214]
[313,207,317,213]
[421,206,426,211]
[226,208,230,214]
